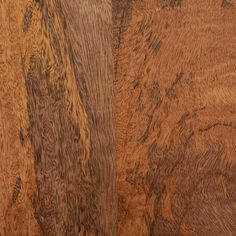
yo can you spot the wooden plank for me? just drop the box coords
[0,1,115,235]
[113,0,236,235]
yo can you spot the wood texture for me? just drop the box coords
[0,0,115,235]
[1,0,236,235]
[113,0,236,235]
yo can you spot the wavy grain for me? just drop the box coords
[1,0,115,235]
[113,0,236,235]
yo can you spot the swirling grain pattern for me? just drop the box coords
[1,0,236,235]
[1,0,115,235]
[113,0,236,235]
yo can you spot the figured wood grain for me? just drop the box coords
[0,0,115,235]
[113,0,236,235]
[1,0,236,235]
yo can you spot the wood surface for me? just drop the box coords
[0,0,115,235]
[113,0,236,235]
[0,0,236,235]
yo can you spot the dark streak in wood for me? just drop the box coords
[157,0,183,8]
[12,177,22,204]
[199,122,236,132]
[112,0,133,75]
[59,1,116,234]
[23,6,33,32]
[166,69,184,98]
[20,1,115,234]
[19,127,25,145]
[222,0,234,8]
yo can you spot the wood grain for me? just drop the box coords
[1,0,236,235]
[113,0,236,235]
[0,0,115,235]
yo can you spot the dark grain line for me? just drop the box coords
[166,69,184,98]
[112,0,133,75]
[12,177,22,204]
[199,122,236,132]
[157,0,183,8]
[23,6,33,32]
[222,0,234,8]
[19,127,25,145]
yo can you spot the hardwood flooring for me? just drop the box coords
[0,0,236,235]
